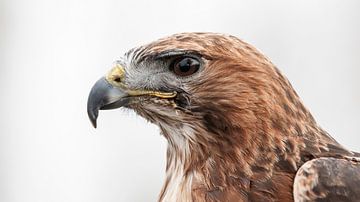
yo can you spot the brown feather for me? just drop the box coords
[294,157,360,202]
[124,33,359,201]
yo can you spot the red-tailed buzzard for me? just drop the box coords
[87,33,360,202]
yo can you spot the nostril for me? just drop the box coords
[114,77,121,82]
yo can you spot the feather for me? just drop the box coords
[294,157,360,202]
[88,32,360,202]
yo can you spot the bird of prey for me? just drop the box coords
[87,33,360,202]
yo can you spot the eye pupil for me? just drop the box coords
[179,59,191,72]
[171,57,200,76]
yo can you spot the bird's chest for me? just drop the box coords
[159,167,194,202]
[189,170,295,202]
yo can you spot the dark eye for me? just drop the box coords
[170,57,200,77]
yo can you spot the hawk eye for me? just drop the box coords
[170,57,200,77]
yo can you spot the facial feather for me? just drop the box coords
[89,32,356,202]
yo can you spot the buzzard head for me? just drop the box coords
[87,32,356,202]
[87,32,314,166]
[93,33,314,190]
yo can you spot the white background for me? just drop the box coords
[1,0,359,201]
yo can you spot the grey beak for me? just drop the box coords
[87,77,129,128]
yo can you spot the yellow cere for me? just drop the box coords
[106,64,126,85]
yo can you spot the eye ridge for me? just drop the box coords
[170,57,200,77]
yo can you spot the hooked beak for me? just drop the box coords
[87,77,129,128]
[87,64,177,128]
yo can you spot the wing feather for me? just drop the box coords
[293,157,360,202]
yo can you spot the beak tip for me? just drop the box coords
[87,104,99,129]
[92,121,97,129]
[88,109,98,129]
[90,115,97,128]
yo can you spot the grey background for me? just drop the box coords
[1,0,359,201]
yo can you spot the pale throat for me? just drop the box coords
[160,123,197,169]
[158,123,198,202]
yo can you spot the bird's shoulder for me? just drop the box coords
[293,156,360,202]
